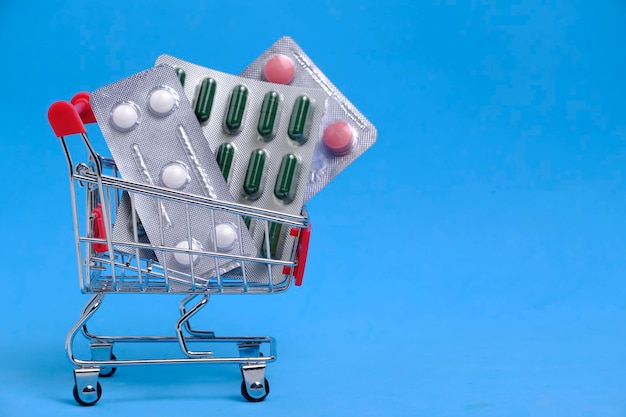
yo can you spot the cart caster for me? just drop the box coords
[241,378,270,402]
[240,363,269,402]
[90,343,117,377]
[99,353,117,377]
[73,367,102,406]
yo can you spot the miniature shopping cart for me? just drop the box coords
[47,93,312,406]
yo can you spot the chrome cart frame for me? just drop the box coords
[48,93,312,405]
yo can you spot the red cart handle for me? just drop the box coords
[283,223,312,286]
[71,92,97,124]
[47,91,96,137]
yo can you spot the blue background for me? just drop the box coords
[1,0,625,415]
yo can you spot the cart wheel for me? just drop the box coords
[99,353,117,377]
[73,382,102,406]
[240,378,270,402]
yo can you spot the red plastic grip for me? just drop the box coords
[71,92,97,125]
[92,204,108,253]
[48,92,96,137]
[282,223,312,286]
[47,101,86,137]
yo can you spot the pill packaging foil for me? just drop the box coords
[113,195,289,284]
[90,65,257,280]
[114,196,292,285]
[113,196,288,284]
[231,221,298,285]
[155,55,327,216]
[239,36,378,202]
[155,55,326,282]
[112,191,157,261]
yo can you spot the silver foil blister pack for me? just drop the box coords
[239,36,378,202]
[156,54,327,217]
[155,55,327,283]
[90,65,257,280]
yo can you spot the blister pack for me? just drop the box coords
[239,36,378,202]
[155,55,328,217]
[90,65,257,280]
[155,55,327,282]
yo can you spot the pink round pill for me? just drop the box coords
[263,54,295,85]
[323,121,354,156]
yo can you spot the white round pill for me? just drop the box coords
[111,103,139,131]
[215,223,238,251]
[161,163,189,190]
[173,239,201,266]
[148,87,177,116]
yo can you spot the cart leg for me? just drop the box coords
[67,294,106,406]
[175,295,213,357]
[73,367,102,406]
[240,363,269,402]
[67,294,104,365]
[179,294,215,337]
[90,342,117,377]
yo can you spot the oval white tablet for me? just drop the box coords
[173,240,201,266]
[111,103,139,131]
[148,87,178,116]
[215,223,238,251]
[160,163,189,190]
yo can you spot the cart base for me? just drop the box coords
[66,293,276,405]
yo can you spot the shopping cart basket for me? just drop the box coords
[47,92,312,405]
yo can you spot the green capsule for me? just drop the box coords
[175,67,186,86]
[257,91,280,139]
[288,95,311,143]
[194,77,217,123]
[274,154,300,203]
[243,216,252,229]
[224,85,248,133]
[261,222,283,259]
[215,142,235,182]
[243,149,266,198]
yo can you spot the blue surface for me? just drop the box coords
[1,0,626,415]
